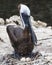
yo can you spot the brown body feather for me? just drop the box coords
[6,25,34,55]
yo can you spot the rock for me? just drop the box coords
[47,26,52,29]
[6,19,13,24]
[37,20,47,27]
[45,56,52,61]
[20,57,26,61]
[25,57,31,62]
[20,57,31,62]
[31,19,47,28]
[33,63,36,65]
[0,55,4,62]
[6,15,22,25]
[0,37,4,42]
[0,18,5,25]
